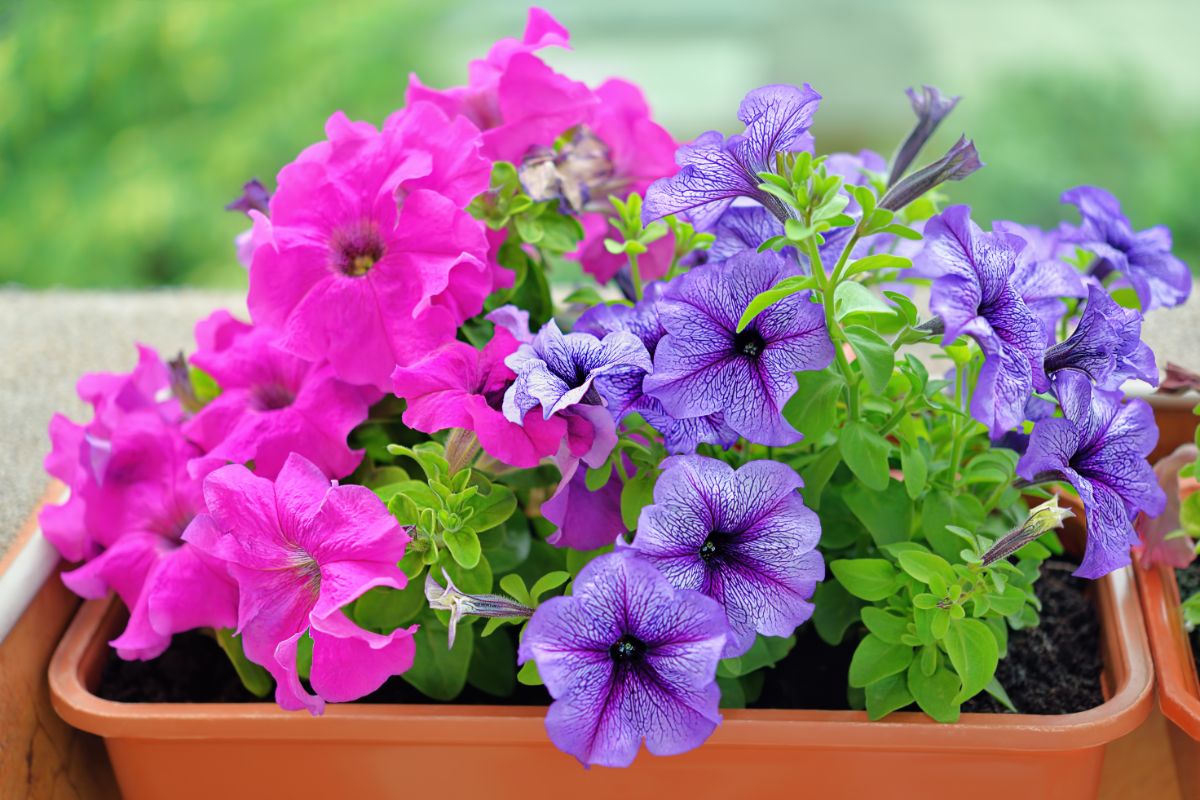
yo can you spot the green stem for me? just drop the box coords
[809,234,861,421]
[628,251,644,301]
[949,365,967,489]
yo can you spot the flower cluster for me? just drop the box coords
[43,4,1190,770]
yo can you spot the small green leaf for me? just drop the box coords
[462,482,517,534]
[907,662,961,723]
[896,551,957,587]
[529,571,570,603]
[835,282,893,320]
[830,559,898,602]
[843,325,895,395]
[736,275,817,332]
[900,443,928,501]
[443,527,482,569]
[467,627,516,697]
[985,676,1017,712]
[848,634,913,688]
[517,659,543,686]
[843,481,913,547]
[401,615,475,701]
[215,629,273,699]
[861,607,909,644]
[865,671,914,720]
[499,574,533,607]
[839,421,892,491]
[783,368,845,443]
[812,579,864,645]
[944,617,999,704]
[620,471,656,530]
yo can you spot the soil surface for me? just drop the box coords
[1176,561,1200,666]
[99,562,1103,714]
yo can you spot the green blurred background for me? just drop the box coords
[2,0,1197,288]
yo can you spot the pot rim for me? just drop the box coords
[1136,552,1200,740]
[50,566,1153,753]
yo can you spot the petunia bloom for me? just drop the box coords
[183,310,370,480]
[643,251,834,446]
[1017,371,1165,578]
[425,569,533,649]
[575,283,738,453]
[642,84,822,230]
[1062,185,1191,311]
[994,220,1087,343]
[1044,284,1157,391]
[186,453,416,714]
[247,110,491,392]
[918,205,1047,438]
[406,8,595,162]
[629,456,823,656]
[391,326,567,469]
[518,551,728,767]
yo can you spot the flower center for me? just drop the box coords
[699,536,720,562]
[733,327,766,358]
[330,220,385,277]
[250,382,296,411]
[609,634,646,663]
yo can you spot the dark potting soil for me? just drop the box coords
[1176,561,1200,667]
[98,563,1102,714]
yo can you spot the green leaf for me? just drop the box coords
[865,671,914,720]
[462,482,517,534]
[401,614,475,701]
[442,555,493,596]
[736,275,818,331]
[499,574,533,607]
[352,583,426,633]
[848,634,913,687]
[812,579,864,645]
[215,628,273,699]
[943,617,999,704]
[443,527,482,569]
[842,480,913,547]
[517,659,543,686]
[985,676,1017,712]
[843,325,894,395]
[530,571,570,603]
[830,559,898,602]
[835,281,893,320]
[480,515,532,574]
[562,286,607,308]
[921,489,985,561]
[839,421,892,491]
[843,253,912,279]
[566,544,613,576]
[861,607,910,645]
[783,368,845,443]
[798,442,842,511]
[585,462,612,492]
[896,551,957,587]
[907,662,961,723]
[717,676,747,709]
[467,627,516,697]
[620,471,656,530]
[900,443,928,501]
[721,635,795,676]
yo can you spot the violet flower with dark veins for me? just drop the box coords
[642,84,821,229]
[879,136,982,212]
[643,251,834,447]
[1061,185,1191,311]
[887,85,961,187]
[994,220,1087,343]
[518,551,728,767]
[629,455,823,657]
[917,205,1046,438]
[1017,371,1165,578]
[575,283,738,453]
[1044,284,1157,391]
[502,319,651,422]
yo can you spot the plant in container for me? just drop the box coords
[44,7,1186,799]
[1136,410,1200,800]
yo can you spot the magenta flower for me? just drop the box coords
[186,453,416,714]
[518,551,728,767]
[391,326,568,469]
[629,456,823,656]
[247,111,491,392]
[182,310,370,480]
[406,8,595,162]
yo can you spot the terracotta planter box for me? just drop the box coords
[1137,553,1200,800]
[51,563,1152,800]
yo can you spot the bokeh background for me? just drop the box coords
[2,0,1198,288]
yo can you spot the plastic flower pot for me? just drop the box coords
[1136,554,1200,800]
[51,560,1152,800]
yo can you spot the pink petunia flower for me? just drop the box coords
[247,111,491,392]
[568,79,679,284]
[183,310,370,480]
[1136,443,1199,569]
[186,453,416,714]
[406,8,595,162]
[391,326,566,469]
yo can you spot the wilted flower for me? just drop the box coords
[1017,371,1166,578]
[642,84,822,229]
[887,85,961,187]
[518,551,728,767]
[1062,185,1190,311]
[980,497,1074,566]
[1135,444,1198,569]
[187,453,416,714]
[644,251,834,446]
[629,456,823,656]
[425,569,533,648]
[1044,284,1157,390]
[918,205,1047,437]
[879,136,982,212]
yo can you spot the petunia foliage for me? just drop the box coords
[40,5,1190,769]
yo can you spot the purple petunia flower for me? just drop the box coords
[518,551,728,767]
[917,205,1047,438]
[502,319,651,423]
[629,456,823,657]
[1061,185,1191,311]
[644,251,834,447]
[878,136,982,212]
[1045,284,1158,391]
[887,85,960,187]
[641,84,821,229]
[994,221,1087,343]
[708,204,789,264]
[575,284,738,453]
[1017,371,1165,578]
